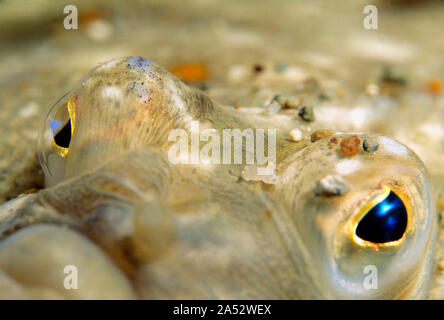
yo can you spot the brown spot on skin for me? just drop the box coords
[340,135,361,155]
[169,62,209,82]
[265,210,272,217]
[311,130,333,142]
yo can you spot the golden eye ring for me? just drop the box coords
[51,94,77,157]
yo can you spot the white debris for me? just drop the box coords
[289,129,303,142]
[366,83,380,96]
[266,101,281,114]
[227,64,249,82]
[86,20,113,42]
[314,175,350,196]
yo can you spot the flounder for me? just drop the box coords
[0,57,437,299]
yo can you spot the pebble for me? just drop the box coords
[340,135,361,155]
[366,83,380,96]
[272,94,300,109]
[314,175,350,197]
[253,64,264,74]
[289,129,303,142]
[379,66,407,86]
[317,91,330,101]
[266,101,281,114]
[311,129,333,142]
[298,105,315,122]
[274,62,288,73]
[363,138,379,153]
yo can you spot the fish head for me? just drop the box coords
[277,133,437,299]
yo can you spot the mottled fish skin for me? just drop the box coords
[0,57,437,299]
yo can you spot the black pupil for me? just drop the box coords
[356,191,408,243]
[54,120,71,148]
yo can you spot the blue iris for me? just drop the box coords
[50,120,62,136]
[356,191,407,243]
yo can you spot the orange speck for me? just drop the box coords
[233,104,240,110]
[169,62,209,82]
[340,135,361,156]
[78,8,109,26]
[427,78,443,95]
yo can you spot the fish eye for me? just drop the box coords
[49,94,75,155]
[53,119,72,149]
[38,91,77,186]
[355,189,408,244]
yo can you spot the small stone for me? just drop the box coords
[363,138,379,153]
[317,91,330,101]
[340,135,361,155]
[314,175,350,197]
[379,66,407,86]
[366,83,380,96]
[274,62,288,73]
[272,94,300,109]
[253,64,264,73]
[266,101,281,114]
[311,129,333,142]
[298,105,315,122]
[289,129,303,142]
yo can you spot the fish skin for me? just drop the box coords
[0,57,438,299]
